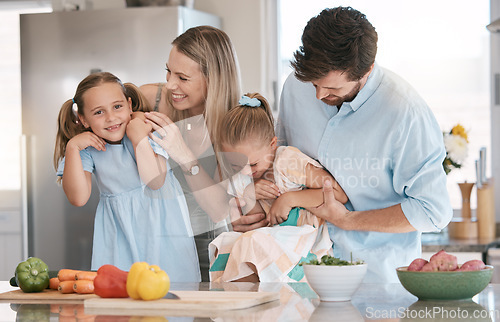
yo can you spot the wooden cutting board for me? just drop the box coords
[84,291,280,312]
[0,289,97,304]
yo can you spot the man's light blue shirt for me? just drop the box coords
[277,64,453,283]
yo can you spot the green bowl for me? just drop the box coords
[396,265,493,300]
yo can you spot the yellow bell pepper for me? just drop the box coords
[126,262,170,301]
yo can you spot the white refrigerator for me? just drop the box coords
[20,6,220,270]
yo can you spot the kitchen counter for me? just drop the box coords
[1,280,500,321]
[421,232,500,263]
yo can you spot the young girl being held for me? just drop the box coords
[209,93,348,283]
[53,72,200,282]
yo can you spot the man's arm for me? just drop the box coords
[306,178,416,233]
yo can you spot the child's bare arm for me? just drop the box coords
[240,184,266,215]
[62,132,105,207]
[278,164,347,208]
[127,118,167,190]
[242,198,265,216]
[268,189,323,225]
[267,164,348,225]
[134,139,167,190]
[277,189,324,208]
[305,164,348,203]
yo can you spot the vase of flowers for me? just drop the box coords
[443,124,476,239]
[443,124,469,175]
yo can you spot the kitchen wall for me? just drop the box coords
[193,0,278,107]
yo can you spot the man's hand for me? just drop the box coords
[305,178,351,228]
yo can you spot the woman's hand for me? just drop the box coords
[144,112,196,165]
[268,194,292,226]
[67,132,106,152]
[250,179,280,200]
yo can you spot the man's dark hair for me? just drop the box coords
[292,6,378,82]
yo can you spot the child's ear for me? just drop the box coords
[270,136,278,150]
[128,97,133,114]
[78,115,89,128]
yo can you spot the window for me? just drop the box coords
[0,1,51,190]
[278,0,491,209]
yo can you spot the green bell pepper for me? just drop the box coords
[15,257,50,293]
[15,304,50,322]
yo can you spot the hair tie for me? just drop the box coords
[239,95,261,107]
[71,98,79,124]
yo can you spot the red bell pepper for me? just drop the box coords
[93,264,129,298]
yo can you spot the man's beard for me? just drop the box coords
[321,81,361,107]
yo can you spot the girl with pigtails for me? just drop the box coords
[208,93,348,283]
[53,71,200,282]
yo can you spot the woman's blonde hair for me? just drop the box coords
[166,25,241,145]
[53,72,151,178]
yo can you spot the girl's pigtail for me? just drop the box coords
[124,82,152,112]
[249,92,274,127]
[53,99,87,181]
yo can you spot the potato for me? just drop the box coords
[456,260,486,271]
[407,251,486,273]
[420,261,440,272]
[429,250,458,271]
[407,258,428,271]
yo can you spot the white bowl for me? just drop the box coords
[309,301,364,321]
[303,263,367,301]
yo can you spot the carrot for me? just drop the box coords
[49,277,60,290]
[58,269,82,281]
[73,304,85,317]
[75,271,97,281]
[73,280,94,294]
[58,317,78,322]
[59,304,78,316]
[58,280,75,294]
[50,304,61,314]
[75,317,97,322]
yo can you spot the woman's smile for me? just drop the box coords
[171,93,187,102]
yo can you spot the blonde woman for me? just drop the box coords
[141,26,253,280]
